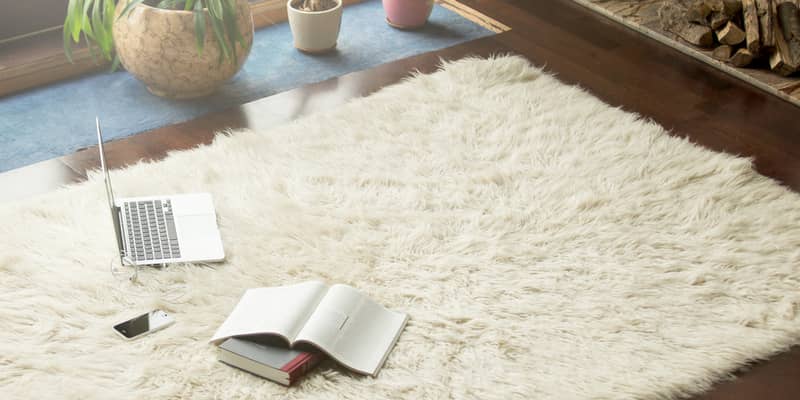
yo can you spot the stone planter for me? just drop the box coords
[383,0,434,29]
[287,0,343,53]
[113,0,254,99]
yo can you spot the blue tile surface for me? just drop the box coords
[0,0,492,172]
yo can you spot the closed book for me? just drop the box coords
[218,338,323,386]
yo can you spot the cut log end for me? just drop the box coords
[675,0,796,74]
[731,48,755,67]
[717,21,747,45]
[712,44,734,60]
[679,23,715,47]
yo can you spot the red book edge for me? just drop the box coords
[282,352,324,385]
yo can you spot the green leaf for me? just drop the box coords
[71,0,86,42]
[83,31,98,63]
[184,0,196,11]
[90,0,104,54]
[81,15,95,40]
[158,0,182,8]
[64,0,78,34]
[222,0,245,48]
[206,0,223,19]
[63,25,74,62]
[104,0,115,35]
[91,0,112,59]
[117,0,146,20]
[81,0,95,38]
[83,0,95,15]
[110,54,122,72]
[209,11,231,64]
[63,1,75,60]
[193,0,206,54]
[101,0,115,59]
[62,0,116,64]
[221,0,238,61]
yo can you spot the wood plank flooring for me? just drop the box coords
[1,1,798,398]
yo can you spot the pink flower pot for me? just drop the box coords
[382,0,434,30]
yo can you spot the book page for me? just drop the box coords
[295,284,407,376]
[210,281,328,345]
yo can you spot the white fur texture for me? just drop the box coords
[1,56,800,399]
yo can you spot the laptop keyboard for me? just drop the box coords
[123,199,181,262]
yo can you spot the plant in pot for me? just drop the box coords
[63,0,254,99]
[287,0,343,53]
[383,0,434,29]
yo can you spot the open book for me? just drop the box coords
[210,281,408,377]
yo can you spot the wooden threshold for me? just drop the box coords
[438,0,510,33]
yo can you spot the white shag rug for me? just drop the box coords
[1,56,800,400]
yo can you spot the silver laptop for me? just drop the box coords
[96,118,225,266]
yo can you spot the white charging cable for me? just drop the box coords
[108,256,195,304]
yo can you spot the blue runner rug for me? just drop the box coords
[0,0,493,172]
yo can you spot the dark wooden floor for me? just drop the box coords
[1,0,798,397]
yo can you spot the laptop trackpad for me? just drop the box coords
[176,215,224,258]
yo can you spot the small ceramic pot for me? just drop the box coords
[113,0,254,99]
[287,0,343,53]
[382,0,434,29]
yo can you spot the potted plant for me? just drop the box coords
[287,0,343,53]
[63,0,254,99]
[382,0,434,30]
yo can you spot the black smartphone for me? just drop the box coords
[113,309,175,340]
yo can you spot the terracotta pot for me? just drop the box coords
[382,0,434,29]
[113,0,254,99]
[287,0,343,53]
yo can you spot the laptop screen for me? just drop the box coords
[96,117,116,209]
[95,118,125,262]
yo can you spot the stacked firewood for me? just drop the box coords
[668,0,800,75]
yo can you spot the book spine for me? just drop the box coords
[285,353,324,385]
[282,353,313,374]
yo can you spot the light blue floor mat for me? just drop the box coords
[0,0,493,172]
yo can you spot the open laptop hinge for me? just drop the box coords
[113,205,129,265]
